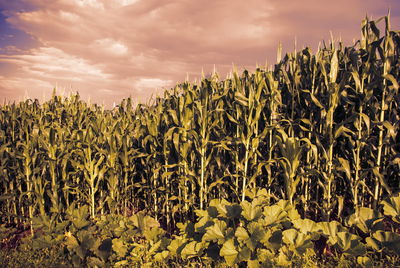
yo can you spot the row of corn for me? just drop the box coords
[0,16,398,231]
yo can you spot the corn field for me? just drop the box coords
[0,16,399,236]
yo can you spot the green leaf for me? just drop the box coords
[167,237,185,256]
[346,207,383,233]
[334,125,355,139]
[241,200,262,221]
[237,246,251,262]
[317,221,346,242]
[80,232,96,252]
[336,231,366,256]
[247,259,261,268]
[180,241,202,258]
[384,74,399,90]
[292,219,320,240]
[372,167,392,196]
[154,250,170,262]
[65,233,80,249]
[96,238,112,262]
[263,205,287,226]
[235,226,249,242]
[382,121,396,139]
[381,194,400,223]
[112,238,128,258]
[226,204,242,219]
[220,239,238,266]
[144,227,165,242]
[302,89,325,109]
[276,200,300,221]
[194,209,208,218]
[209,198,231,217]
[262,229,282,250]
[247,222,266,250]
[368,231,400,254]
[203,220,226,242]
[357,256,373,268]
[365,236,380,251]
[114,260,128,266]
[282,229,297,245]
[282,229,313,256]
[226,112,239,124]
[338,157,351,180]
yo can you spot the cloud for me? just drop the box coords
[92,38,128,56]
[134,78,172,93]
[0,0,399,107]
[0,46,113,102]
[73,0,104,9]
[112,0,140,7]
[3,47,109,79]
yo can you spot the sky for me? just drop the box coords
[0,0,399,108]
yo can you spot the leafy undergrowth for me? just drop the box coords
[1,190,400,267]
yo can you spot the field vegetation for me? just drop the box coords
[0,16,399,266]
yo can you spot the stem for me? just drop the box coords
[327,121,333,220]
[235,109,240,194]
[91,178,95,219]
[354,106,363,208]
[241,140,250,202]
[50,161,58,212]
[26,167,34,237]
[164,160,170,231]
[200,147,205,210]
[252,120,259,189]
[374,64,388,208]
[184,163,188,212]
[354,69,365,208]
[124,171,128,217]
[153,169,158,219]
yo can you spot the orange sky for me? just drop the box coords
[0,0,399,107]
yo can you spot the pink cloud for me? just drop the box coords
[0,0,398,107]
